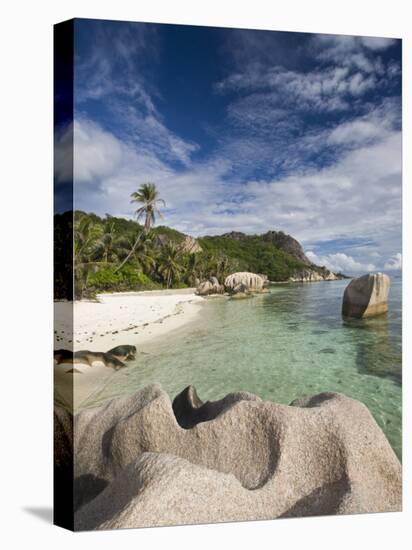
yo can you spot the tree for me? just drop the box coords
[115,183,165,272]
[94,220,122,263]
[120,230,157,275]
[74,216,102,264]
[74,216,103,298]
[158,243,183,289]
[131,182,166,230]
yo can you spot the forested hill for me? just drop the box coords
[199,231,313,281]
[54,211,342,299]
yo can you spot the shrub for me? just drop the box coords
[88,264,161,292]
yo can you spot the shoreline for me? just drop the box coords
[54,288,205,352]
[54,288,205,409]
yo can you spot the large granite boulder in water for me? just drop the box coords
[58,384,402,530]
[342,273,390,318]
[225,272,264,292]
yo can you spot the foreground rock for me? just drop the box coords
[225,272,265,292]
[342,273,390,318]
[54,384,402,530]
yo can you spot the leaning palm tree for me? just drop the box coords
[118,230,157,275]
[115,183,165,272]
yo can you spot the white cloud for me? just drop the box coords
[314,34,397,62]
[360,37,397,51]
[75,22,198,169]
[306,251,376,275]
[69,115,401,274]
[326,100,399,146]
[216,65,376,112]
[74,120,124,183]
[217,36,399,121]
[384,253,402,270]
[68,118,227,221]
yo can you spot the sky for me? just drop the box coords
[55,19,402,274]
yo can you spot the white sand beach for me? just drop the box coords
[55,288,204,351]
[54,289,204,409]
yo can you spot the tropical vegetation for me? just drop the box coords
[54,183,316,300]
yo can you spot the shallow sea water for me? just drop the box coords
[86,279,402,458]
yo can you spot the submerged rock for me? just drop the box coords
[60,384,402,530]
[342,273,390,319]
[230,293,252,300]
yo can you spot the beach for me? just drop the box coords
[54,288,204,350]
[54,289,204,408]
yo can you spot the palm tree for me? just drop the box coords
[95,221,120,263]
[119,230,157,275]
[74,216,102,264]
[115,183,165,272]
[158,243,183,289]
[131,183,165,230]
[216,254,238,282]
[74,216,103,298]
[185,252,200,286]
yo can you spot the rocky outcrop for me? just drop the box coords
[262,230,311,264]
[289,268,340,282]
[179,235,202,254]
[342,273,390,319]
[225,272,264,292]
[196,277,224,296]
[55,385,402,530]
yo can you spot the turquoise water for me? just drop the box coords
[87,279,402,458]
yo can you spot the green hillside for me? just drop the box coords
[198,235,308,281]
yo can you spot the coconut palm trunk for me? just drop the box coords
[114,231,143,272]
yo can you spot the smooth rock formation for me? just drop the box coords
[196,277,224,296]
[342,273,390,318]
[225,272,264,292]
[54,384,402,530]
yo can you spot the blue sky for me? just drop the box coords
[55,19,402,274]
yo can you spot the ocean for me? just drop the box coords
[86,278,402,458]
